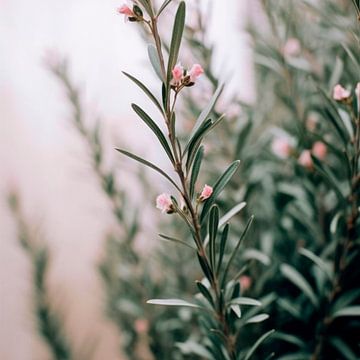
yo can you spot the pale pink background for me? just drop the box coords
[0,1,256,359]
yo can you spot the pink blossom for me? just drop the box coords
[283,38,301,57]
[312,141,327,160]
[117,3,134,20]
[333,84,351,101]
[271,137,292,159]
[156,193,173,213]
[172,63,184,83]
[298,150,313,169]
[200,184,213,201]
[134,318,149,334]
[189,64,204,82]
[239,275,252,292]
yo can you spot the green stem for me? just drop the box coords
[148,12,237,357]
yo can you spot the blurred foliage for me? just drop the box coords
[177,0,360,358]
[8,192,78,360]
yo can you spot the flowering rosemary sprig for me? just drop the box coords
[116,1,273,358]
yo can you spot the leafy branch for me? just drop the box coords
[116,1,273,358]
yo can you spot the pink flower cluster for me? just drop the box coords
[117,2,134,20]
[156,193,173,213]
[332,84,351,101]
[199,184,213,201]
[239,275,252,292]
[156,185,213,214]
[283,38,301,57]
[298,141,327,169]
[172,63,204,86]
[272,137,293,159]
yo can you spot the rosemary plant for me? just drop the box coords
[116,1,273,359]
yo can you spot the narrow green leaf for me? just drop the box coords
[200,161,241,223]
[330,337,357,360]
[147,298,200,308]
[332,306,360,318]
[197,252,214,284]
[189,146,204,199]
[231,265,249,283]
[311,155,346,203]
[217,223,229,276]
[123,72,163,115]
[189,85,224,141]
[277,298,302,320]
[166,1,186,87]
[170,198,197,237]
[221,216,254,286]
[148,44,164,82]
[273,333,306,348]
[161,82,167,109]
[196,281,215,308]
[204,202,247,248]
[242,248,271,266]
[244,329,274,360]
[332,288,360,313]
[116,148,181,192]
[230,297,262,307]
[317,86,350,145]
[208,205,219,270]
[342,44,360,74]
[131,104,174,164]
[276,352,311,360]
[157,0,173,16]
[245,314,269,324]
[330,211,343,234]
[185,119,213,171]
[218,202,247,227]
[280,264,319,307]
[188,114,226,173]
[264,353,275,360]
[137,0,154,17]
[235,120,253,157]
[175,341,214,359]
[184,113,226,158]
[230,304,241,318]
[159,234,196,251]
[170,112,176,147]
[299,248,333,280]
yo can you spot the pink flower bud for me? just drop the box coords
[134,318,149,334]
[333,84,351,101]
[239,275,252,292]
[312,141,327,160]
[189,64,204,82]
[118,4,134,16]
[283,38,301,57]
[298,150,313,169]
[271,137,292,159]
[156,193,173,213]
[172,63,184,83]
[200,184,213,201]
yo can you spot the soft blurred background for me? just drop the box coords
[0,1,256,359]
